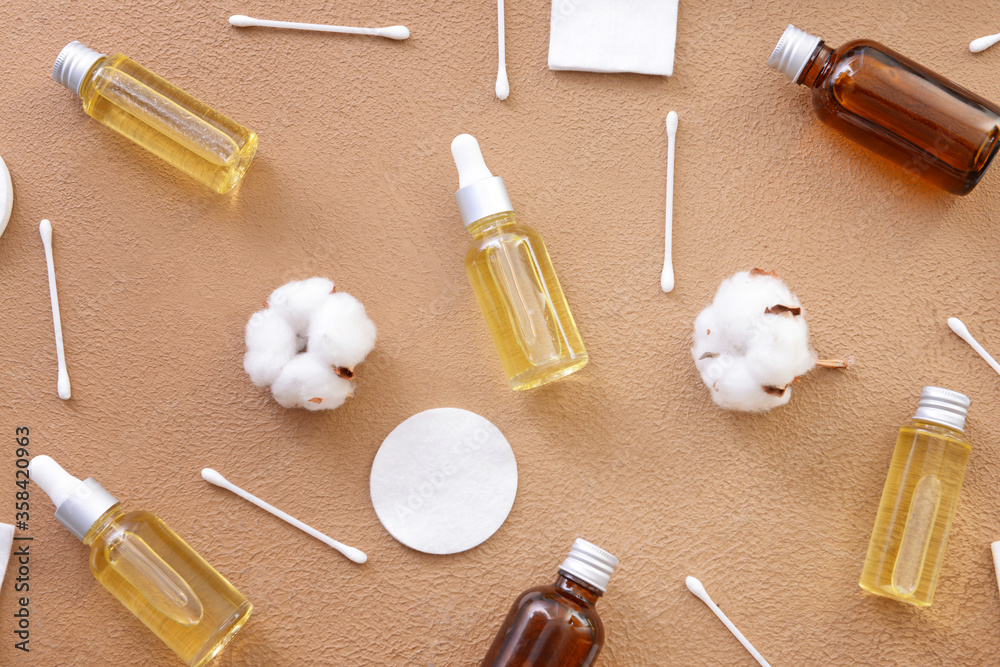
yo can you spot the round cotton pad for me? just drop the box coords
[0,155,11,240]
[370,408,517,555]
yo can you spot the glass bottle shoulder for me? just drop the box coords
[464,217,545,262]
[508,582,601,624]
[900,419,972,450]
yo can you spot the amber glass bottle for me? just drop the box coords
[768,25,1000,195]
[481,539,618,667]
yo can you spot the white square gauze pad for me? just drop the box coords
[370,408,518,555]
[548,0,679,76]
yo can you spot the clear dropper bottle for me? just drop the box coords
[52,41,258,194]
[451,134,588,390]
[30,456,252,666]
[859,387,972,606]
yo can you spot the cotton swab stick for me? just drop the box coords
[661,111,678,293]
[229,15,410,40]
[201,468,367,564]
[970,32,1000,53]
[495,0,509,100]
[39,220,71,400]
[686,576,771,667]
[948,317,1000,377]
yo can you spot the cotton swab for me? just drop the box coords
[685,576,771,667]
[39,220,71,400]
[970,32,1000,53]
[661,111,678,293]
[495,0,509,100]
[229,15,410,40]
[201,468,367,564]
[948,317,1000,377]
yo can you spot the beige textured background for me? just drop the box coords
[1,0,999,665]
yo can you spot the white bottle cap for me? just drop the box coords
[29,455,118,541]
[914,386,971,432]
[558,538,618,594]
[766,25,821,83]
[451,134,514,227]
[52,41,106,96]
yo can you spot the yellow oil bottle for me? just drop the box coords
[859,387,972,607]
[452,134,587,390]
[53,41,257,193]
[30,456,251,666]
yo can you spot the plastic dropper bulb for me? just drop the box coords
[29,455,82,508]
[451,134,493,188]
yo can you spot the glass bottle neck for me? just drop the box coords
[466,212,516,239]
[83,504,124,545]
[797,43,833,87]
[555,572,602,605]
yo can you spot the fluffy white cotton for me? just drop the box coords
[244,309,300,386]
[267,277,335,334]
[692,269,817,412]
[308,293,378,368]
[270,353,354,411]
[243,277,378,411]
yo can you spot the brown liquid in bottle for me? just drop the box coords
[481,539,617,667]
[779,29,1000,194]
[481,574,604,667]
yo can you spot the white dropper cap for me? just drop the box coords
[451,134,514,227]
[767,25,821,84]
[29,455,118,540]
[558,538,619,594]
[52,41,106,96]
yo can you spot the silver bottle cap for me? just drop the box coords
[451,134,514,227]
[914,386,970,432]
[53,41,106,96]
[558,538,618,594]
[767,25,821,83]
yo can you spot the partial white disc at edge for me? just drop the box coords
[370,408,517,555]
[0,155,11,240]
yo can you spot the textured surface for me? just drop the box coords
[1,1,1000,665]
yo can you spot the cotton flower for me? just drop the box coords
[243,278,378,410]
[692,268,849,412]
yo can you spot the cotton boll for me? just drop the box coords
[244,309,299,386]
[692,269,823,412]
[308,293,378,368]
[267,277,335,334]
[270,353,354,411]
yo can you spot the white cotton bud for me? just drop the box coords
[270,353,354,411]
[692,269,818,412]
[244,309,299,386]
[308,293,378,368]
[267,277,335,334]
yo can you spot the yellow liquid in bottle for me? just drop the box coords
[464,212,587,390]
[859,420,971,607]
[87,508,252,666]
[79,54,257,194]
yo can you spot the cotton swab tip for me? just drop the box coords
[667,111,678,136]
[686,575,707,599]
[57,370,71,400]
[377,25,410,40]
[229,15,255,27]
[342,545,368,564]
[39,218,52,243]
[496,74,509,101]
[201,468,228,486]
[947,317,969,338]
[970,34,1000,53]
